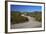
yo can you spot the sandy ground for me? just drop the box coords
[11,14,42,29]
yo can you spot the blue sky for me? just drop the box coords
[11,5,42,12]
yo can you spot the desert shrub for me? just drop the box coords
[31,12,41,22]
[35,15,42,22]
[31,14,36,17]
[11,12,29,24]
[26,12,42,22]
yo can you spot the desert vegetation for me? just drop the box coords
[26,11,42,22]
[11,11,42,24]
[11,11,29,24]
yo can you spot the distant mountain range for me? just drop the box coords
[11,11,41,13]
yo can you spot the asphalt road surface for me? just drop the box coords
[11,14,42,29]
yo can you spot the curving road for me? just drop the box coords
[11,14,42,29]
